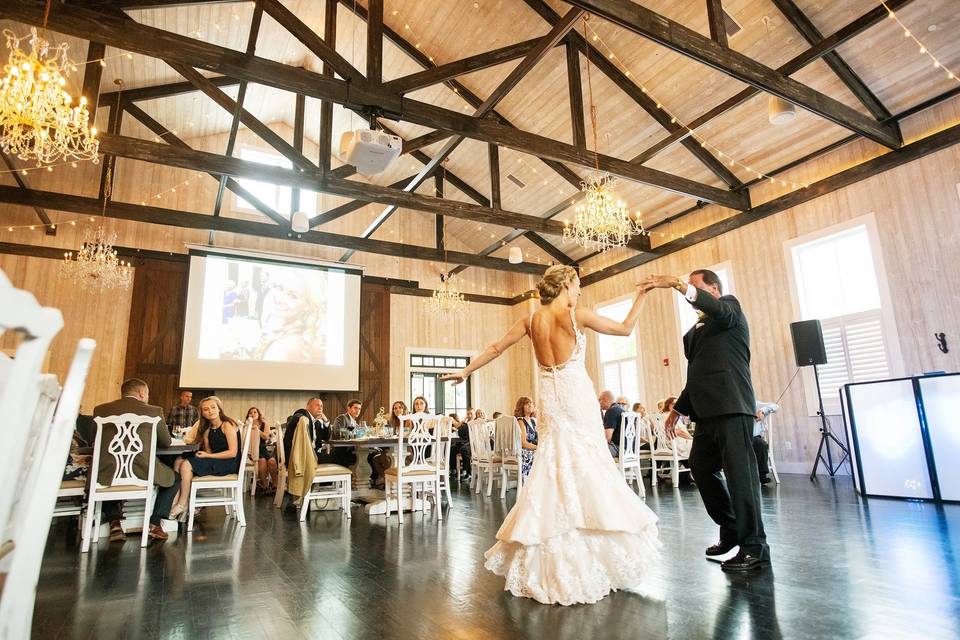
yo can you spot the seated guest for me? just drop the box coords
[753,402,780,484]
[412,396,429,414]
[169,396,241,520]
[448,413,461,429]
[94,378,178,542]
[661,395,693,457]
[63,414,94,483]
[452,408,474,478]
[389,400,408,431]
[514,396,538,478]
[283,397,330,467]
[492,411,502,419]
[599,390,625,458]
[616,395,630,409]
[246,406,278,494]
[327,399,361,468]
[632,402,643,413]
[166,389,198,438]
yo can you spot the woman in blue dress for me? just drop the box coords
[514,396,538,478]
[169,396,241,520]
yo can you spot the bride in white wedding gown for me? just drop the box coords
[442,265,660,606]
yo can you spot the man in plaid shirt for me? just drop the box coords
[167,389,198,434]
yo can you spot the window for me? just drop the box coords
[788,220,898,415]
[409,353,471,416]
[597,299,641,404]
[235,148,318,218]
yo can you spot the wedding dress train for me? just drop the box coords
[484,311,660,605]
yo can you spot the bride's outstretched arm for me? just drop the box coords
[439,316,528,384]
[578,284,650,336]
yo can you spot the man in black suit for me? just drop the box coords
[283,396,330,468]
[646,270,770,572]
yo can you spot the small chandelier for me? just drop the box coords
[562,16,642,252]
[563,173,643,250]
[61,165,133,292]
[0,26,99,166]
[426,273,468,315]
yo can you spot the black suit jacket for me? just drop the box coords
[674,291,756,421]
[282,409,330,461]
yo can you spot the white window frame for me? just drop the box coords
[673,260,736,385]
[233,147,318,218]
[783,213,904,416]
[595,294,645,406]
[404,346,478,413]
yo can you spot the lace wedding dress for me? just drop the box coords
[484,310,661,606]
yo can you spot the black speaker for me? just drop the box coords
[790,319,827,367]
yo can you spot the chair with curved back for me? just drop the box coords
[495,415,523,498]
[616,411,651,497]
[650,413,692,488]
[83,413,162,552]
[431,416,455,507]
[384,413,442,523]
[468,419,500,496]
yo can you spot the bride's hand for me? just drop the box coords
[439,370,467,385]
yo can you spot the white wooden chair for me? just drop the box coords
[0,269,64,544]
[431,416,455,506]
[53,480,87,519]
[650,414,692,488]
[384,413,442,523]
[273,423,287,508]
[187,423,252,532]
[757,402,781,484]
[82,412,161,552]
[0,338,95,640]
[615,411,651,497]
[468,419,500,496]
[299,463,352,521]
[495,416,523,498]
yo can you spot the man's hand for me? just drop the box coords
[665,409,681,440]
[755,408,764,422]
[439,370,467,385]
[644,275,683,292]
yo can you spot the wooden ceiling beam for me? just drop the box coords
[564,0,900,149]
[307,174,417,227]
[0,151,55,235]
[770,0,891,121]
[522,231,576,265]
[366,0,382,85]
[705,0,728,47]
[582,121,960,286]
[524,0,743,189]
[96,133,572,236]
[633,0,915,163]
[565,42,586,151]
[318,0,337,174]
[259,0,363,83]
[123,101,288,225]
[80,42,106,123]
[338,7,585,262]
[0,185,546,275]
[2,0,745,208]
[385,38,543,95]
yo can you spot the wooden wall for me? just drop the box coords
[579,97,960,473]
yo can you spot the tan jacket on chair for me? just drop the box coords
[93,395,175,488]
[286,416,316,497]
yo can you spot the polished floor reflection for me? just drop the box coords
[33,475,960,639]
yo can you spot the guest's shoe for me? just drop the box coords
[148,524,168,541]
[759,475,772,484]
[721,551,771,573]
[109,520,126,543]
[168,503,186,522]
[705,540,738,558]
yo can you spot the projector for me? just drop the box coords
[338,129,402,176]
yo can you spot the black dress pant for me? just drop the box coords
[689,414,768,557]
[752,435,770,479]
[101,471,181,526]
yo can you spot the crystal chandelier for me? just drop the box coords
[426,273,468,315]
[60,165,133,292]
[562,16,641,252]
[563,173,643,250]
[0,26,99,166]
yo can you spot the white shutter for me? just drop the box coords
[603,362,621,396]
[809,310,891,415]
[619,361,640,403]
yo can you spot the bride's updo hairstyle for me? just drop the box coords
[537,265,578,305]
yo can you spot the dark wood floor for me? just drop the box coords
[32,474,960,639]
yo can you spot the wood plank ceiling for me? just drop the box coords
[0,0,959,285]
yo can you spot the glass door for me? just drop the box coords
[410,372,470,416]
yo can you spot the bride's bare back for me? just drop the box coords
[528,306,578,368]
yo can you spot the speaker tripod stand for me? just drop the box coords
[810,363,850,479]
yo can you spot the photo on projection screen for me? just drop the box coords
[179,249,361,391]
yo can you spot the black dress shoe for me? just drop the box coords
[759,475,772,484]
[721,552,771,573]
[705,541,738,557]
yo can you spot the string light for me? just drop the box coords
[580,19,810,191]
[882,2,959,85]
